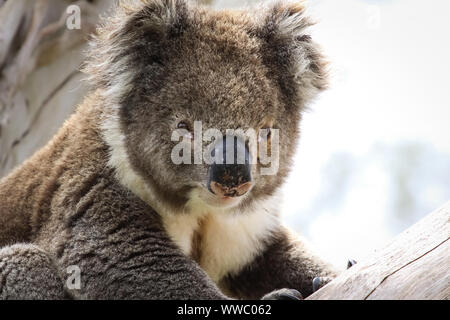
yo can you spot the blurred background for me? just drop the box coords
[0,0,449,268]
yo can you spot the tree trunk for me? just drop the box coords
[0,0,112,178]
[307,201,450,300]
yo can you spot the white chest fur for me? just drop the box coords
[161,195,280,284]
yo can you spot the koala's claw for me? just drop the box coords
[347,259,357,269]
[311,260,357,294]
[262,288,303,300]
[312,276,333,293]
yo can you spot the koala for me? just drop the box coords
[0,0,338,299]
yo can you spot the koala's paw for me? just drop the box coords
[261,288,303,300]
[312,276,333,293]
[312,259,358,293]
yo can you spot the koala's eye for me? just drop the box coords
[258,117,274,141]
[257,127,273,162]
[259,127,272,141]
[177,121,191,131]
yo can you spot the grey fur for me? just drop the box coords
[0,244,67,299]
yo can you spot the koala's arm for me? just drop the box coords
[220,226,338,299]
[0,244,68,299]
[51,181,228,300]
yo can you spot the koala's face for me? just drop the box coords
[88,0,327,212]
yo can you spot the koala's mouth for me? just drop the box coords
[208,181,253,198]
[190,179,252,210]
[198,187,248,209]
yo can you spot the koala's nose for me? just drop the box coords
[208,135,252,198]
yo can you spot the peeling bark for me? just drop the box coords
[0,0,112,177]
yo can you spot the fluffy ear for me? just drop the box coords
[83,0,189,99]
[254,1,328,106]
[119,0,189,39]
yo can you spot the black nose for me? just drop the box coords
[208,135,252,197]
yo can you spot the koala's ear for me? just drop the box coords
[83,0,189,94]
[253,1,328,106]
[262,1,311,42]
[120,0,189,39]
